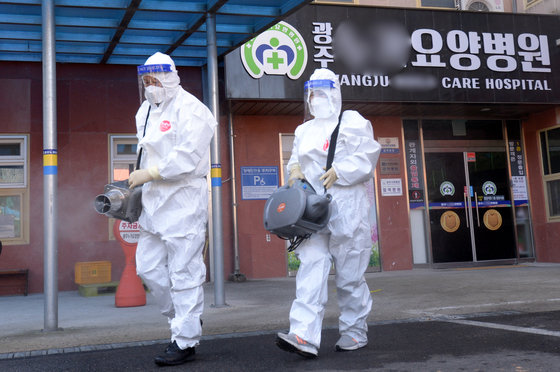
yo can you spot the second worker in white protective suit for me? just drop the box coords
[128,52,217,367]
[276,68,381,358]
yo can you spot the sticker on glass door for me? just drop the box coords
[440,211,460,233]
[482,181,497,196]
[440,181,455,196]
[483,209,502,231]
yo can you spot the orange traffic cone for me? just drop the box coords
[115,242,146,307]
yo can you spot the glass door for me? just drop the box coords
[426,152,473,263]
[467,151,516,261]
[425,151,516,264]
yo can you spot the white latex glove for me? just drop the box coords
[128,166,161,189]
[288,164,305,187]
[319,167,338,189]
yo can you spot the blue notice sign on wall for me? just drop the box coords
[241,166,279,200]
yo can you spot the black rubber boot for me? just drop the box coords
[154,341,195,366]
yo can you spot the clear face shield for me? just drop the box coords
[303,79,340,122]
[137,63,174,105]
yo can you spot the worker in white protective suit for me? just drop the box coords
[276,68,381,358]
[128,52,217,367]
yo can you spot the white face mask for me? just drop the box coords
[145,85,166,105]
[310,97,332,119]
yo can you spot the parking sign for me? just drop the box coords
[241,166,279,200]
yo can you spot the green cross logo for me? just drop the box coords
[241,21,307,80]
[440,181,455,197]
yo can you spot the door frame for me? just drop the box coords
[420,124,520,268]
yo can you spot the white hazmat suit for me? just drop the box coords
[283,68,381,354]
[132,52,217,352]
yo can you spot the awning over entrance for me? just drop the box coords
[0,0,311,66]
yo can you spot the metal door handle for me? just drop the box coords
[475,192,480,227]
[464,192,469,228]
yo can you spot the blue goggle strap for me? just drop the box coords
[137,64,173,75]
[304,79,335,91]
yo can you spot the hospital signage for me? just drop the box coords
[241,21,308,80]
[227,4,559,104]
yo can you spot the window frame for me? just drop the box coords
[107,134,138,240]
[0,135,30,244]
[0,136,28,188]
[417,0,458,9]
[109,134,138,183]
[524,0,543,10]
[538,125,560,222]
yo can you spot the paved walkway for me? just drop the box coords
[1,263,559,357]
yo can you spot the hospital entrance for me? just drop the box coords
[418,119,532,266]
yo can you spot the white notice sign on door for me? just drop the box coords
[381,178,403,196]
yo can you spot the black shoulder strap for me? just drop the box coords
[135,105,151,170]
[324,121,340,193]
[326,121,340,171]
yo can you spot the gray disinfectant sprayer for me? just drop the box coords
[94,180,143,223]
[263,179,332,251]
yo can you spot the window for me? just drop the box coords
[110,135,138,182]
[467,1,490,11]
[278,132,380,273]
[106,135,138,240]
[419,0,457,9]
[540,127,560,221]
[525,0,543,9]
[0,136,29,244]
[279,133,294,186]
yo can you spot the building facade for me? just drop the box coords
[224,3,560,275]
[0,63,211,293]
[0,3,558,293]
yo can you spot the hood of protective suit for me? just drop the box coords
[304,68,341,122]
[138,52,181,105]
